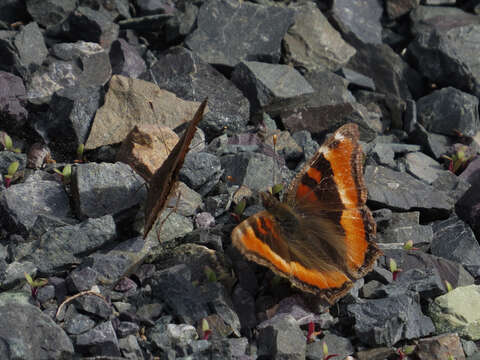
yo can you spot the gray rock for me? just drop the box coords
[118,335,144,360]
[149,47,250,137]
[0,150,26,177]
[257,314,306,360]
[432,169,471,202]
[408,122,453,159]
[64,306,96,335]
[307,331,354,360]
[166,181,202,217]
[284,1,356,71]
[26,0,76,28]
[0,260,36,291]
[365,165,453,215]
[337,67,376,91]
[66,266,99,293]
[417,87,479,137]
[432,215,480,277]
[185,0,294,67]
[73,293,112,320]
[72,162,146,219]
[409,8,480,97]
[110,38,146,79]
[0,71,28,131]
[231,61,314,112]
[405,151,445,184]
[147,211,193,244]
[370,143,396,168]
[462,338,478,357]
[377,211,433,245]
[0,180,70,234]
[384,0,420,19]
[331,0,383,45]
[348,293,435,346]
[0,302,74,359]
[76,320,121,357]
[180,152,223,196]
[14,22,48,70]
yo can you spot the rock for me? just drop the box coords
[14,22,48,70]
[118,335,144,360]
[166,181,202,217]
[180,152,223,196]
[71,162,146,219]
[147,211,194,244]
[331,0,383,45]
[185,0,294,67]
[0,150,27,177]
[284,1,356,71]
[257,314,306,360]
[149,47,250,138]
[370,143,396,168]
[306,332,354,360]
[66,266,98,293]
[416,333,466,360]
[231,61,314,113]
[417,87,479,137]
[337,67,376,91]
[0,180,70,234]
[73,293,113,320]
[365,165,453,217]
[432,170,471,202]
[432,215,480,277]
[461,338,478,357]
[404,152,445,184]
[429,285,480,340]
[385,0,420,19]
[26,0,76,28]
[0,71,28,132]
[0,302,74,358]
[376,211,433,245]
[85,75,203,150]
[64,306,96,335]
[76,320,121,357]
[408,123,453,159]
[0,261,36,291]
[348,293,435,346]
[109,38,146,79]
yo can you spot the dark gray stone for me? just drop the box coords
[66,266,98,293]
[257,314,306,360]
[232,285,257,332]
[149,47,250,138]
[14,22,48,70]
[404,151,445,184]
[0,71,28,131]
[179,152,223,196]
[456,175,480,241]
[365,165,453,216]
[72,162,146,219]
[408,123,453,160]
[337,67,376,91]
[377,211,433,245]
[231,61,314,113]
[432,215,480,277]
[370,143,396,168]
[116,321,140,338]
[347,293,435,346]
[331,0,383,45]
[384,0,420,19]
[149,264,208,324]
[432,170,471,202]
[76,320,121,357]
[0,0,28,24]
[408,7,480,97]
[0,261,36,291]
[0,180,70,234]
[137,303,164,323]
[64,306,96,335]
[0,302,74,359]
[110,38,146,79]
[26,0,76,28]
[118,335,144,359]
[306,331,354,360]
[36,284,55,304]
[417,87,479,137]
[185,0,294,67]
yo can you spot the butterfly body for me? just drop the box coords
[232,123,381,303]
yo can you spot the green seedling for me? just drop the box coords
[271,183,284,196]
[389,258,402,281]
[204,266,217,283]
[53,164,72,184]
[231,198,247,223]
[2,133,21,153]
[403,240,419,251]
[24,272,48,299]
[4,161,19,188]
[75,143,85,163]
[443,147,471,175]
[445,280,453,292]
[322,341,339,360]
[396,344,415,359]
[201,318,212,340]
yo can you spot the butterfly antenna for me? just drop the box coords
[154,189,182,239]
[272,134,277,193]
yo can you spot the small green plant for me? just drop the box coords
[53,164,72,184]
[24,272,48,299]
[396,344,415,359]
[4,161,19,188]
[321,341,339,360]
[271,183,284,196]
[443,147,472,175]
[445,280,453,292]
[204,266,217,283]
[389,258,402,281]
[201,318,212,340]
[403,240,419,251]
[231,198,247,223]
[76,144,85,163]
[1,133,21,153]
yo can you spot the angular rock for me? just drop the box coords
[365,165,453,216]
[76,320,121,357]
[185,0,294,66]
[109,38,146,79]
[416,333,466,360]
[118,335,144,360]
[64,306,96,335]
[149,47,250,137]
[26,0,76,28]
[147,211,194,243]
[284,1,356,71]
[51,41,112,87]
[432,215,480,277]
[376,211,433,245]
[66,266,99,293]
[0,180,70,234]
[19,215,117,274]
[408,123,453,160]
[405,151,445,184]
[385,0,420,19]
[0,261,36,291]
[73,293,113,320]
[0,71,28,131]
[348,293,435,346]
[432,170,471,204]
[370,143,396,168]
[306,332,354,360]
[179,152,223,196]
[71,162,146,219]
[85,75,202,149]
[14,22,48,71]
[0,302,74,359]
[331,0,383,45]
[429,285,480,340]
[257,314,306,360]
[166,181,202,217]
[337,67,376,91]
[231,61,314,113]
[417,87,479,137]
[408,8,480,97]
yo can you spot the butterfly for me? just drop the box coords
[144,98,208,238]
[231,123,382,303]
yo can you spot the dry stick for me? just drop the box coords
[56,290,109,320]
